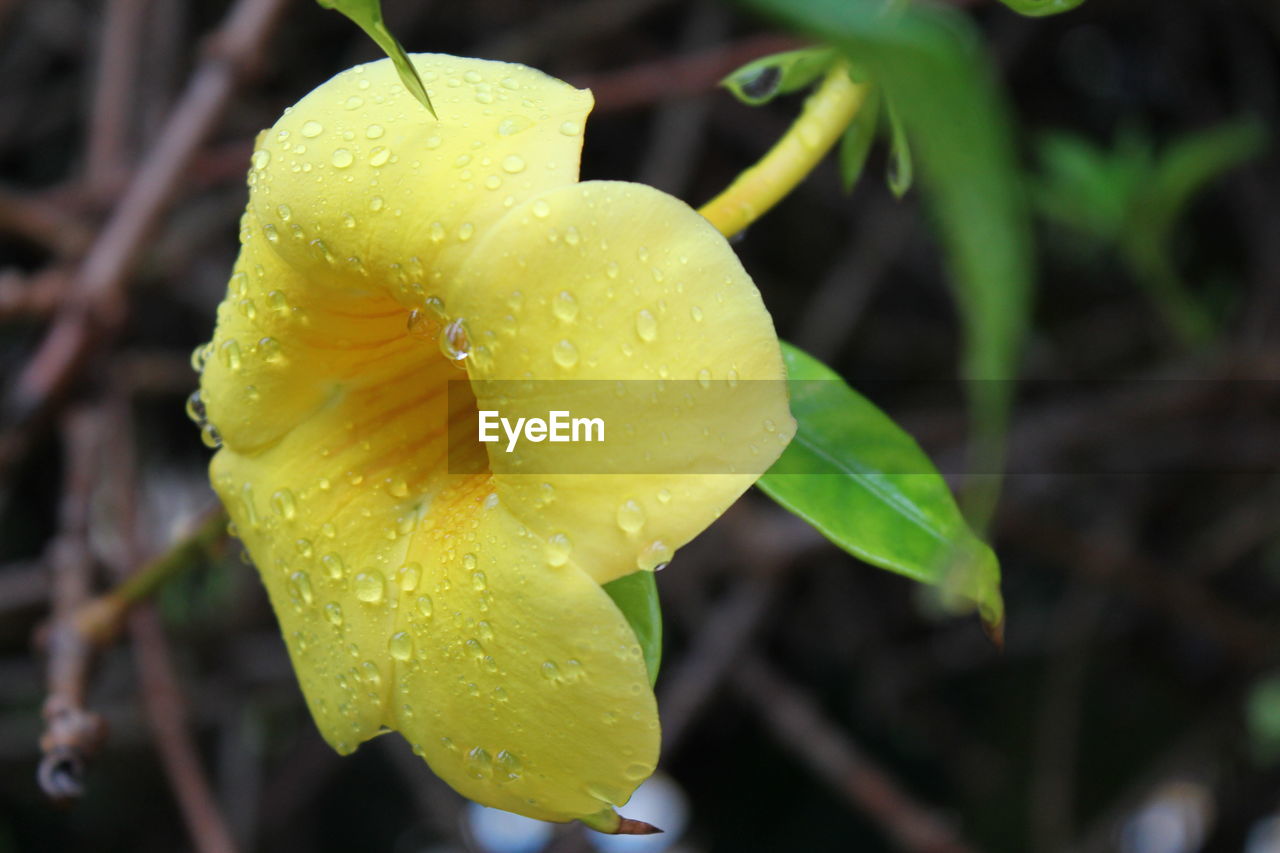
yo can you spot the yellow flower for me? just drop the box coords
[197,54,793,829]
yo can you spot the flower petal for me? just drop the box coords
[211,434,658,822]
[447,181,796,584]
[245,54,591,296]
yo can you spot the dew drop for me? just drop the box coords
[616,499,645,534]
[344,95,364,110]
[369,146,390,167]
[552,339,579,368]
[605,261,619,279]
[331,148,354,169]
[552,291,579,322]
[439,318,471,362]
[691,305,704,322]
[657,488,672,504]
[635,309,657,342]
[389,631,414,661]
[184,390,207,427]
[416,595,434,618]
[466,746,492,779]
[324,602,344,626]
[471,570,488,592]
[321,553,345,580]
[271,488,297,520]
[697,368,712,388]
[497,750,523,780]
[355,571,385,603]
[251,149,271,170]
[290,571,314,605]
[638,540,673,572]
[546,533,572,567]
[370,195,385,211]
[531,199,551,218]
[458,222,475,242]
[300,120,324,138]
[559,120,581,136]
[501,154,526,174]
[429,221,446,243]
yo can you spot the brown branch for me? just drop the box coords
[87,0,149,197]
[734,656,979,853]
[572,34,807,113]
[3,0,291,430]
[36,406,107,801]
[99,393,239,853]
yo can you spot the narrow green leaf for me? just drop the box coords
[838,85,879,193]
[760,342,1003,628]
[997,0,1086,17]
[602,570,663,686]
[1142,118,1266,246]
[317,0,436,117]
[883,98,913,198]
[721,47,838,107]
[736,0,1034,529]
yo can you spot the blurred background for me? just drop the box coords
[1,0,1279,851]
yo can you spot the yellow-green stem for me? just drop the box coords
[698,63,868,239]
[74,508,228,642]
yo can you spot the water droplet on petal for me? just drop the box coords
[531,199,551,218]
[501,154,526,174]
[369,147,390,167]
[559,120,581,136]
[389,631,414,661]
[552,291,579,322]
[290,571,314,605]
[439,318,471,362]
[331,148,354,169]
[638,540,673,572]
[635,309,657,342]
[251,149,271,170]
[616,499,645,534]
[324,602,344,626]
[355,571,385,603]
[552,339,579,368]
[546,533,572,566]
[300,120,323,138]
[271,488,297,520]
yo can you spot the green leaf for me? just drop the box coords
[1141,118,1266,247]
[883,98,913,198]
[602,570,663,686]
[721,47,838,106]
[736,0,1034,528]
[317,0,436,117]
[997,0,1086,16]
[838,85,879,193]
[760,341,1003,629]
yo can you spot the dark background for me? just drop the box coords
[1,0,1279,851]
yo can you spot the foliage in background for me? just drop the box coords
[735,0,1033,534]
[1032,121,1267,345]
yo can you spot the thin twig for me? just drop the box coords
[36,405,107,801]
[4,0,291,431]
[86,0,149,197]
[734,656,979,853]
[100,393,239,853]
[574,34,805,113]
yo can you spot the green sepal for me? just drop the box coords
[602,570,663,686]
[721,47,838,106]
